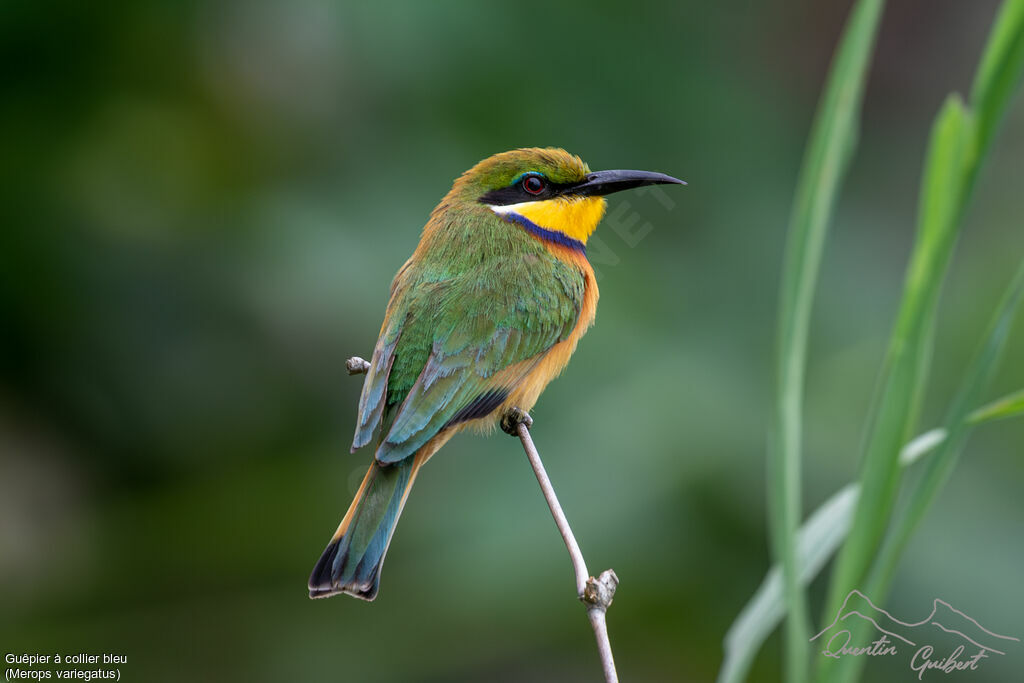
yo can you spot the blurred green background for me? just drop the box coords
[2,1,1022,681]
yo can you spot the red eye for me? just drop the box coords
[522,175,546,195]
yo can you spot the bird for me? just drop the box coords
[309,148,684,600]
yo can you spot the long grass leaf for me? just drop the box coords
[823,2,1024,659]
[716,387,1024,683]
[969,387,1024,422]
[821,94,974,642]
[826,261,1024,683]
[970,0,1024,167]
[769,2,885,680]
[724,4,1024,681]
[867,261,1024,593]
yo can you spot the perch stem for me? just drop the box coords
[514,415,619,683]
[516,420,589,595]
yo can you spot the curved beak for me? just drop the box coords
[563,169,686,197]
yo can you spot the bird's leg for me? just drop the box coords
[500,406,533,436]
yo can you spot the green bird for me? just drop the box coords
[310,148,684,600]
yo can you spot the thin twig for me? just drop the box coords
[346,356,371,374]
[511,413,588,593]
[344,358,619,681]
[505,408,620,683]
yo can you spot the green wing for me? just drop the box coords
[352,251,584,464]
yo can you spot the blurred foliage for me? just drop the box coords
[1,1,1022,682]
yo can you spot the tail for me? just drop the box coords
[308,454,423,600]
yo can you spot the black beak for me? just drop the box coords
[564,169,686,197]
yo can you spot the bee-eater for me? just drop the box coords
[309,148,684,600]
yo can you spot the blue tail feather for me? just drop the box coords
[309,457,416,600]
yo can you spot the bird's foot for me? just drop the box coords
[500,407,533,436]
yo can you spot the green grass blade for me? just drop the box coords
[769,2,885,680]
[727,4,1024,682]
[969,387,1024,422]
[821,94,974,642]
[825,261,1024,683]
[721,486,857,683]
[716,387,1024,683]
[970,0,1024,166]
[823,2,1024,655]
[867,261,1024,593]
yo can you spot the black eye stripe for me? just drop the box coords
[479,176,570,205]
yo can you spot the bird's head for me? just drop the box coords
[447,148,684,250]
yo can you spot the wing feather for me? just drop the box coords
[353,249,584,464]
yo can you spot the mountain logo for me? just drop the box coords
[811,590,1018,678]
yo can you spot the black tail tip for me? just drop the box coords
[308,539,380,601]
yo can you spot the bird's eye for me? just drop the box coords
[522,175,546,195]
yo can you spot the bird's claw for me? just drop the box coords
[500,407,533,436]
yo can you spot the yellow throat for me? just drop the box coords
[489,196,607,245]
